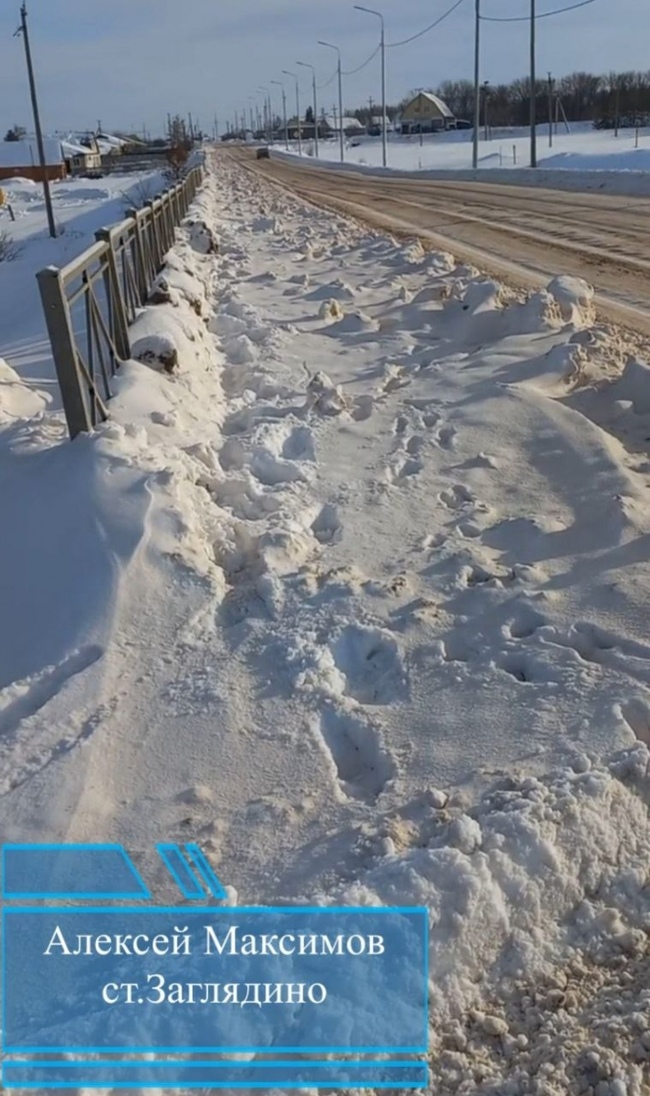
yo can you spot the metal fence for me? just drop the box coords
[37,164,204,440]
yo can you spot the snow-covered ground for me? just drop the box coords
[2,153,650,1092]
[0,168,166,392]
[274,122,650,195]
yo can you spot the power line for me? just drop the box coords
[480,0,595,22]
[342,42,381,75]
[317,67,338,90]
[387,0,467,48]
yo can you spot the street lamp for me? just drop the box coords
[354,4,387,168]
[258,86,271,136]
[271,79,289,150]
[282,70,302,156]
[319,40,344,163]
[297,61,319,157]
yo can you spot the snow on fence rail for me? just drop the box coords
[37,164,204,440]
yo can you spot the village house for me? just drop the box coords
[61,135,103,176]
[398,90,455,134]
[322,114,366,138]
[0,138,66,183]
[287,115,366,141]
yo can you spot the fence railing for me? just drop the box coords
[37,164,204,440]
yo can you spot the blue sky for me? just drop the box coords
[0,0,645,137]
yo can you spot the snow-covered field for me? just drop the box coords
[274,122,650,195]
[2,153,650,1092]
[0,168,166,392]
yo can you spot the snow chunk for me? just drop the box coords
[132,333,179,374]
[547,274,595,325]
[0,358,49,419]
[185,218,218,254]
[318,298,344,320]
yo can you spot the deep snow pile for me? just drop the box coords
[2,153,650,1093]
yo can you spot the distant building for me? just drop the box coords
[322,115,366,137]
[0,138,65,182]
[368,114,393,136]
[61,136,102,175]
[95,133,133,160]
[399,91,455,134]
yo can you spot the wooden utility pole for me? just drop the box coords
[530,0,537,167]
[15,3,56,238]
[472,0,480,169]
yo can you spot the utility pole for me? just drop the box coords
[297,62,318,157]
[283,70,302,155]
[548,72,554,147]
[15,3,56,238]
[319,41,345,163]
[483,81,490,141]
[355,6,387,168]
[530,0,537,167]
[472,0,480,169]
[272,80,289,150]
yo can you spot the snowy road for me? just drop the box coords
[3,153,650,1091]
[238,147,650,337]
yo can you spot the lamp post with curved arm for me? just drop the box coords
[319,40,344,163]
[282,70,302,156]
[354,4,386,167]
[271,79,289,149]
[297,61,319,157]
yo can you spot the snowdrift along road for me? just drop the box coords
[2,152,650,1091]
[239,146,650,340]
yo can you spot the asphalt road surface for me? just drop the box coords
[226,147,650,337]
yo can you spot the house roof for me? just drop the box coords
[403,90,454,118]
[323,115,365,130]
[96,133,129,147]
[0,138,63,168]
[61,139,91,156]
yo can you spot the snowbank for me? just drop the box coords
[272,123,650,196]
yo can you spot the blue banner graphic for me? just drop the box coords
[2,844,149,900]
[3,1061,428,1089]
[1,844,429,1089]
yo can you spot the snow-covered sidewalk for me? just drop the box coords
[2,153,650,1092]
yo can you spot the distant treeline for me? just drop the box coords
[347,72,650,129]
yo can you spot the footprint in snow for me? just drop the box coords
[439,484,474,510]
[436,424,457,449]
[330,624,408,706]
[312,709,396,801]
[385,455,423,483]
[503,608,548,640]
[616,697,650,746]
